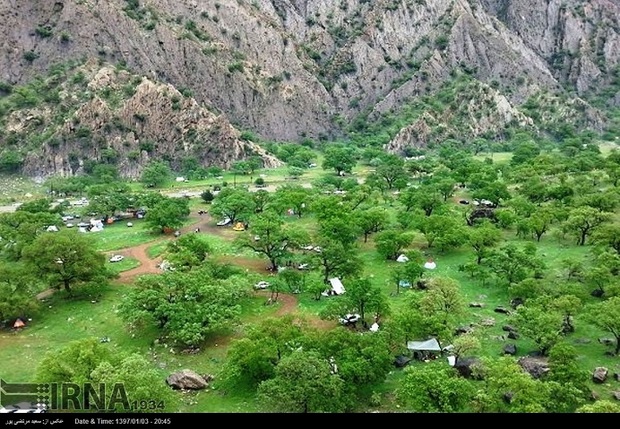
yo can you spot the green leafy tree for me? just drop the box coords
[398,186,443,215]
[472,357,551,413]
[321,146,357,175]
[562,206,611,245]
[416,213,467,251]
[486,244,544,285]
[221,315,311,387]
[577,400,620,413]
[0,263,40,322]
[252,189,272,213]
[16,198,53,214]
[119,269,248,347]
[467,221,502,264]
[356,207,389,243]
[209,188,256,224]
[140,160,172,188]
[257,350,348,413]
[544,342,590,413]
[311,238,363,285]
[21,230,110,293]
[235,212,309,270]
[320,277,391,327]
[374,154,407,190]
[584,296,620,355]
[511,298,564,356]
[397,361,474,412]
[273,185,312,218]
[165,234,211,270]
[374,229,415,260]
[0,210,61,260]
[86,183,133,217]
[145,196,190,233]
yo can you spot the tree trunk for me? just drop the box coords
[615,337,620,355]
[63,279,71,293]
[579,231,587,246]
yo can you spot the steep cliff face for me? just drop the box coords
[0,0,619,166]
[4,62,281,179]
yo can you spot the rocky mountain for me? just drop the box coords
[1,0,619,177]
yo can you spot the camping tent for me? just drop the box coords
[424,259,437,270]
[46,225,59,232]
[396,254,409,263]
[407,338,442,352]
[232,222,245,231]
[13,318,25,329]
[322,278,346,296]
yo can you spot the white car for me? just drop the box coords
[254,281,270,290]
[109,255,124,263]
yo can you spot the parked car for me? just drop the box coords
[254,281,270,290]
[109,255,124,263]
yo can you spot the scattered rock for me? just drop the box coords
[612,391,620,401]
[614,372,620,382]
[480,317,495,327]
[455,325,474,335]
[491,335,506,341]
[454,357,482,379]
[510,298,524,309]
[518,356,550,379]
[494,306,510,314]
[502,325,517,332]
[599,338,616,346]
[507,331,520,340]
[469,302,484,308]
[593,367,608,384]
[394,355,411,368]
[166,369,209,390]
[503,344,517,355]
[574,338,591,344]
[591,289,605,298]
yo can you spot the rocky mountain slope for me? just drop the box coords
[1,0,619,176]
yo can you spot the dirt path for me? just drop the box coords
[38,208,331,328]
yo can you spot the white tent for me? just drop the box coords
[424,259,437,270]
[396,254,409,263]
[407,338,442,352]
[46,225,59,232]
[369,323,379,332]
[447,355,456,366]
[322,278,346,296]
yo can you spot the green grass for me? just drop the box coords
[146,242,168,259]
[473,152,513,163]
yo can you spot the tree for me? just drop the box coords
[36,338,176,412]
[0,210,61,260]
[374,154,407,190]
[592,224,620,254]
[390,255,425,294]
[471,357,551,413]
[257,350,348,413]
[140,160,172,188]
[584,296,620,355]
[486,244,544,286]
[398,186,443,215]
[165,234,211,270]
[577,400,620,413]
[511,141,540,166]
[200,190,214,204]
[562,206,611,245]
[21,230,110,293]
[471,181,511,206]
[417,277,466,342]
[16,198,53,214]
[235,212,309,271]
[209,188,256,225]
[0,263,40,323]
[397,361,474,412]
[511,298,564,356]
[356,207,389,243]
[86,183,132,218]
[416,213,467,251]
[321,145,357,175]
[320,277,391,328]
[467,221,502,264]
[273,185,312,218]
[374,229,415,260]
[544,342,590,413]
[222,315,311,387]
[311,238,363,285]
[145,196,190,233]
[118,269,248,347]
[252,189,271,214]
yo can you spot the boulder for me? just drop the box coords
[454,357,482,379]
[494,306,510,314]
[469,302,484,308]
[593,367,608,384]
[394,355,411,368]
[455,325,475,335]
[166,369,209,390]
[591,289,604,298]
[598,338,616,346]
[502,325,517,332]
[480,317,495,327]
[614,372,620,382]
[612,391,620,401]
[510,297,524,309]
[517,356,550,379]
[503,344,517,355]
[507,331,520,340]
